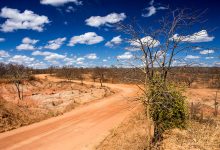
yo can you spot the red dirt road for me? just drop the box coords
[0,75,140,150]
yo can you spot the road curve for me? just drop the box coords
[0,75,140,150]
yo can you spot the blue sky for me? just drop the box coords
[0,0,219,68]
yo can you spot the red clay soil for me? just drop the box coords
[0,74,140,150]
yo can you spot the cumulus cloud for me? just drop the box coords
[40,0,82,6]
[8,55,35,64]
[76,57,85,61]
[0,50,10,57]
[130,36,160,48]
[16,37,39,50]
[68,32,104,46]
[214,62,220,66]
[142,0,167,17]
[185,55,200,59]
[0,7,49,32]
[85,53,97,59]
[105,35,122,47]
[125,36,159,51]
[200,49,214,55]
[32,50,66,62]
[28,61,48,69]
[170,30,214,43]
[45,37,66,50]
[0,38,5,42]
[117,52,133,60]
[32,50,54,56]
[85,13,126,27]
[44,53,66,61]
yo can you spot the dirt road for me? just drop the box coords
[0,75,140,150]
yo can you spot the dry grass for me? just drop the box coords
[0,98,48,133]
[96,106,149,150]
[160,118,220,150]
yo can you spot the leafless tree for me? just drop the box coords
[106,66,118,83]
[8,64,26,102]
[94,67,106,87]
[61,66,74,81]
[117,8,208,145]
[76,67,85,85]
[91,69,98,83]
[0,63,7,78]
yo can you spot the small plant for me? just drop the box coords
[147,75,188,142]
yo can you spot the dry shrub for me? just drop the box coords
[160,119,220,150]
[0,99,41,132]
[0,98,47,132]
[51,100,63,106]
[64,101,79,112]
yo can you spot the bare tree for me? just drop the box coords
[91,69,98,83]
[76,67,85,85]
[94,67,106,87]
[8,64,26,102]
[0,63,7,78]
[106,66,118,83]
[61,66,74,81]
[117,8,208,145]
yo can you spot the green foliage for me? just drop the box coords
[147,75,188,141]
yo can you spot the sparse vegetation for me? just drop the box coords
[0,72,113,132]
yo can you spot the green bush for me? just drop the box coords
[147,76,188,142]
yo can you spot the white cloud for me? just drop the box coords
[142,0,167,17]
[103,59,107,62]
[185,55,200,59]
[66,6,75,13]
[117,52,133,60]
[85,53,97,59]
[45,37,66,50]
[170,30,214,43]
[76,57,85,61]
[68,32,104,46]
[32,51,66,62]
[130,36,160,48]
[205,56,214,59]
[0,50,9,57]
[200,49,214,55]
[0,7,49,32]
[0,38,5,42]
[142,6,156,17]
[32,50,54,56]
[214,62,220,66]
[193,47,201,50]
[105,35,122,47]
[9,55,35,64]
[28,61,48,69]
[44,53,66,61]
[76,61,84,65]
[85,13,126,27]
[124,47,140,51]
[40,0,82,6]
[32,50,66,62]
[16,37,39,50]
